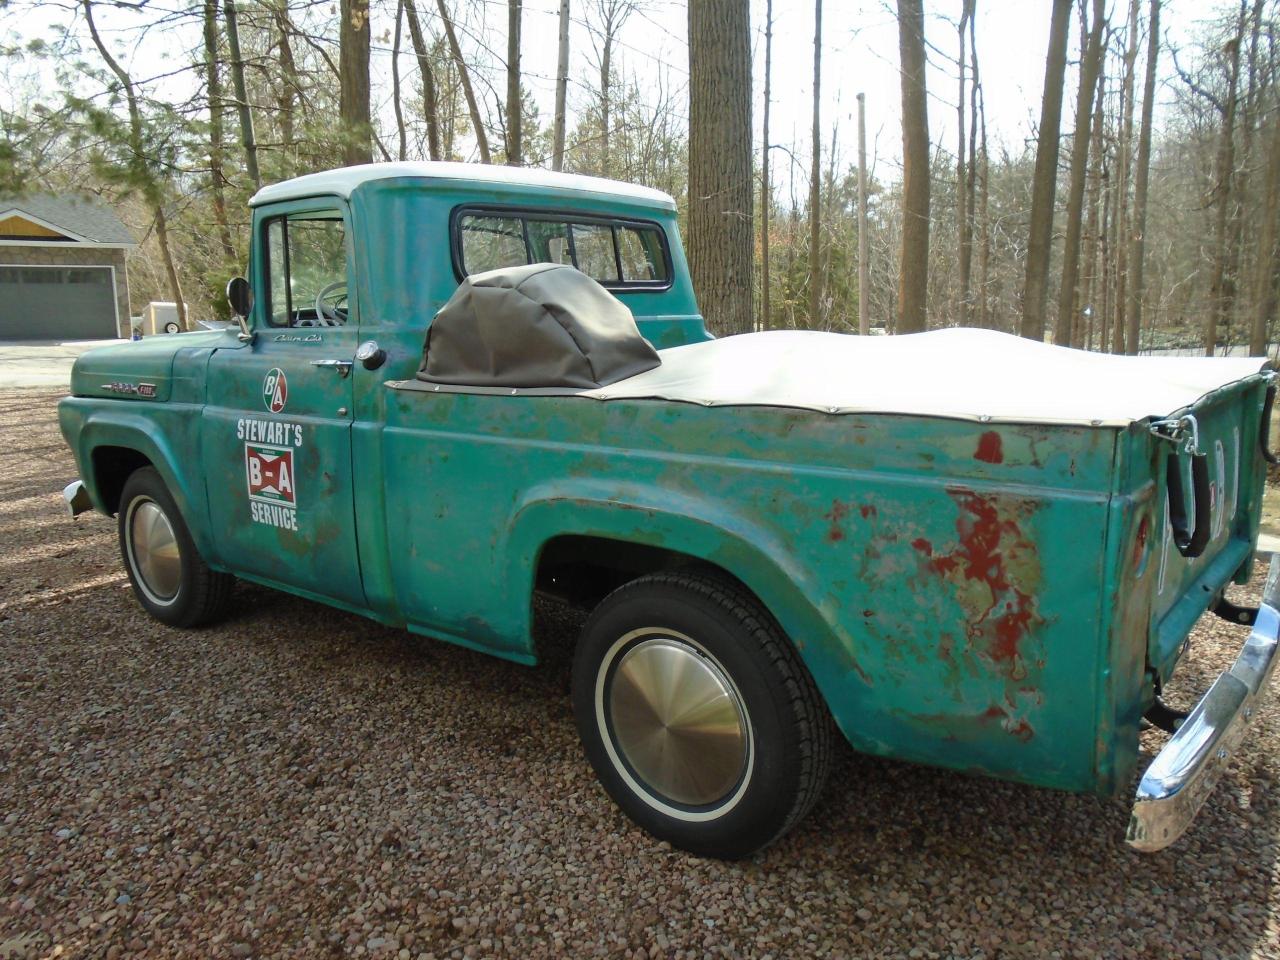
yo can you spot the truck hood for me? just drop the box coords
[70,330,230,402]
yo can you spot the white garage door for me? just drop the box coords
[0,265,119,340]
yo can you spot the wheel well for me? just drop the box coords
[91,446,153,515]
[533,534,749,611]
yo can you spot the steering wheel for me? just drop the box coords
[312,280,348,326]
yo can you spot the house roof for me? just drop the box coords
[0,192,136,245]
[250,162,677,211]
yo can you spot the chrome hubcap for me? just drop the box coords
[128,499,180,603]
[606,637,749,807]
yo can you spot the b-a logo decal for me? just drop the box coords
[245,443,298,530]
[263,367,288,413]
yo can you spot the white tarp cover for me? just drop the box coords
[576,329,1270,427]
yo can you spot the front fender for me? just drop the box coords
[58,398,214,560]
[503,479,873,724]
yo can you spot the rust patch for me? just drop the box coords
[974,430,1004,464]
[859,504,878,519]
[824,500,853,542]
[910,488,1043,680]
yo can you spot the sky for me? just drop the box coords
[0,0,1242,191]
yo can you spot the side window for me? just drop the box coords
[454,208,671,289]
[263,210,348,327]
[617,225,669,283]
[569,223,619,282]
[459,215,527,273]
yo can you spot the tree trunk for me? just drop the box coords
[1019,0,1072,341]
[600,32,612,174]
[1250,111,1280,354]
[1205,20,1245,355]
[202,0,235,262]
[553,0,570,170]
[506,0,522,165]
[808,0,822,329]
[1124,0,1160,355]
[403,0,442,161]
[1056,0,1104,345]
[84,0,187,330]
[858,91,869,335]
[436,0,490,163]
[273,1,299,165]
[956,0,974,326]
[339,0,372,165]
[687,0,753,335]
[1111,0,1140,353]
[896,0,929,334]
[392,0,407,161]
[1077,68,1106,348]
[761,0,772,331]
[223,0,260,189]
[976,71,990,329]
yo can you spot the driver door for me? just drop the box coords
[201,200,366,608]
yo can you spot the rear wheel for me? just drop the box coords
[572,571,831,859]
[118,467,233,627]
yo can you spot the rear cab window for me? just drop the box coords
[454,207,671,290]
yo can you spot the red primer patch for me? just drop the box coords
[859,504,878,519]
[974,430,1004,464]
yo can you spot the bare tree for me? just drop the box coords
[82,0,187,330]
[956,0,975,325]
[1111,0,1140,352]
[1251,109,1280,354]
[392,0,407,161]
[1124,0,1161,354]
[809,0,823,328]
[1019,0,1072,341]
[223,0,259,188]
[403,0,442,161]
[202,0,234,261]
[339,0,372,165]
[506,0,522,165]
[1056,0,1105,345]
[1205,16,1245,355]
[271,1,300,165]
[687,0,753,334]
[436,0,491,163]
[553,0,570,170]
[896,0,929,333]
[858,90,869,334]
[589,0,633,176]
[761,0,773,331]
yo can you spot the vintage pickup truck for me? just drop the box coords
[59,162,1279,859]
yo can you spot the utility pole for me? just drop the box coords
[858,91,869,335]
[553,0,570,171]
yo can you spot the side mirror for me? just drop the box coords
[226,276,254,342]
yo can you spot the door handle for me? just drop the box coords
[311,358,353,378]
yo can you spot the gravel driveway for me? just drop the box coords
[3,387,1279,960]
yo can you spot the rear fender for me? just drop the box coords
[504,480,872,735]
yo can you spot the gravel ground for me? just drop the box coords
[3,387,1280,960]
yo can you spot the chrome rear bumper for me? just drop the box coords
[1127,554,1280,852]
[63,480,93,518]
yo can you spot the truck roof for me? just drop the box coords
[250,162,677,211]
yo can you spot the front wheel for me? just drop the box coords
[572,572,832,859]
[118,467,233,627]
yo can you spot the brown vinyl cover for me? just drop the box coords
[418,263,661,389]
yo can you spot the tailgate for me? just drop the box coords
[1148,376,1272,681]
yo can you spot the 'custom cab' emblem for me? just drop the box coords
[103,381,156,398]
[263,368,288,413]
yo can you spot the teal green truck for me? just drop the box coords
[58,162,1280,858]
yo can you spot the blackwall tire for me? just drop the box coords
[572,571,832,859]
[118,467,233,627]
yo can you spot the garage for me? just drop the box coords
[0,265,120,340]
[0,193,135,341]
